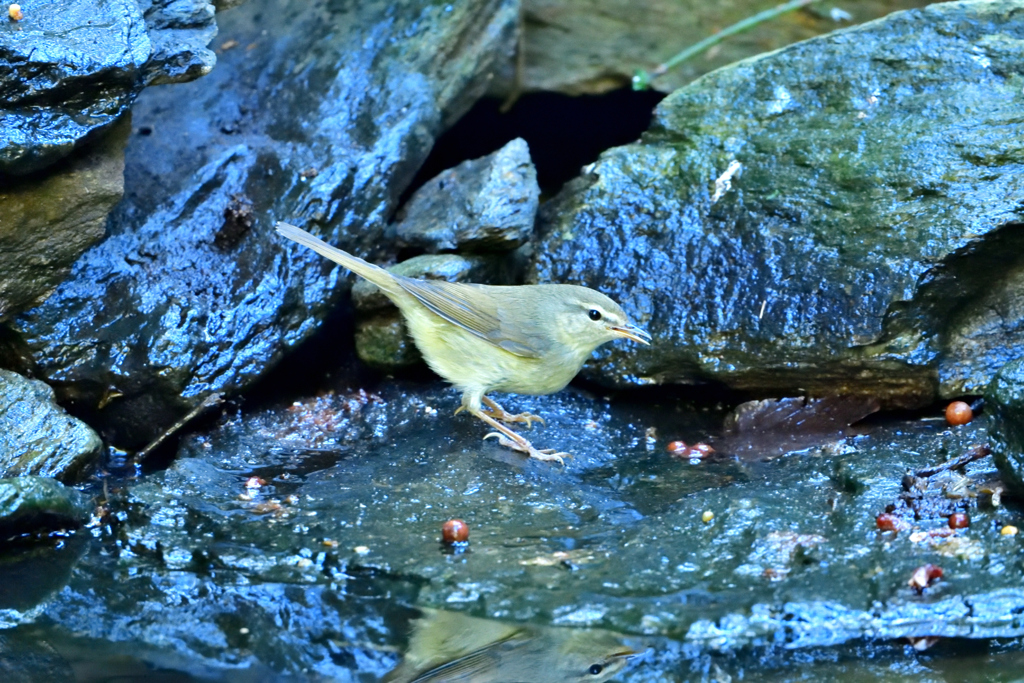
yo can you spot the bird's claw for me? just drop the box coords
[493,411,545,429]
[483,432,569,465]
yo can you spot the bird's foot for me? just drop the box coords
[481,397,545,429]
[483,432,569,465]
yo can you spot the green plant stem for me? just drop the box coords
[633,0,819,90]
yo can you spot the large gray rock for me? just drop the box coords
[0,370,101,482]
[532,0,1024,406]
[0,0,217,175]
[0,0,518,448]
[0,120,129,322]
[393,138,540,252]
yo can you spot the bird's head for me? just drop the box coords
[551,286,651,357]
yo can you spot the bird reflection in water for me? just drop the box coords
[385,608,638,683]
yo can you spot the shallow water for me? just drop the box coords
[1,379,1021,681]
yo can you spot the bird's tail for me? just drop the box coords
[275,221,399,293]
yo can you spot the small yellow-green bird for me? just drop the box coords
[276,221,650,463]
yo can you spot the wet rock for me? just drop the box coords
[394,138,539,252]
[1,0,519,448]
[0,635,75,682]
[986,358,1024,494]
[356,313,425,369]
[0,0,216,175]
[139,0,219,86]
[532,0,1024,405]
[0,370,101,483]
[352,253,518,369]
[0,120,130,321]
[0,476,89,539]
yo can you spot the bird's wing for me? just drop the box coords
[395,278,547,359]
[406,633,530,683]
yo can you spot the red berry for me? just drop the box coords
[666,440,688,454]
[948,512,970,529]
[442,519,469,544]
[945,401,972,426]
[876,513,901,531]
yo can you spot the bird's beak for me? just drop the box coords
[608,324,651,345]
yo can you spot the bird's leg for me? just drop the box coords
[453,397,545,429]
[480,396,545,429]
[475,410,569,465]
[458,390,568,464]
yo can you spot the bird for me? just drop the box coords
[383,608,637,683]
[276,221,650,464]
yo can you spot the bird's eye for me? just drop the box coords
[588,309,602,321]
[588,664,604,675]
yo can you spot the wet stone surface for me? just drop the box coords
[0,120,129,322]
[0,370,101,483]
[1,0,518,449]
[393,137,540,253]
[0,0,218,175]
[8,381,1020,679]
[533,0,1024,405]
[0,476,88,540]
[986,357,1024,495]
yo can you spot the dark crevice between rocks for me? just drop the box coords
[404,88,666,203]
[241,298,409,409]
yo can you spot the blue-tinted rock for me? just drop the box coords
[1,0,518,448]
[0,0,217,176]
[986,357,1024,494]
[394,138,540,252]
[138,0,219,86]
[0,370,101,483]
[0,0,149,174]
[532,0,1024,405]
